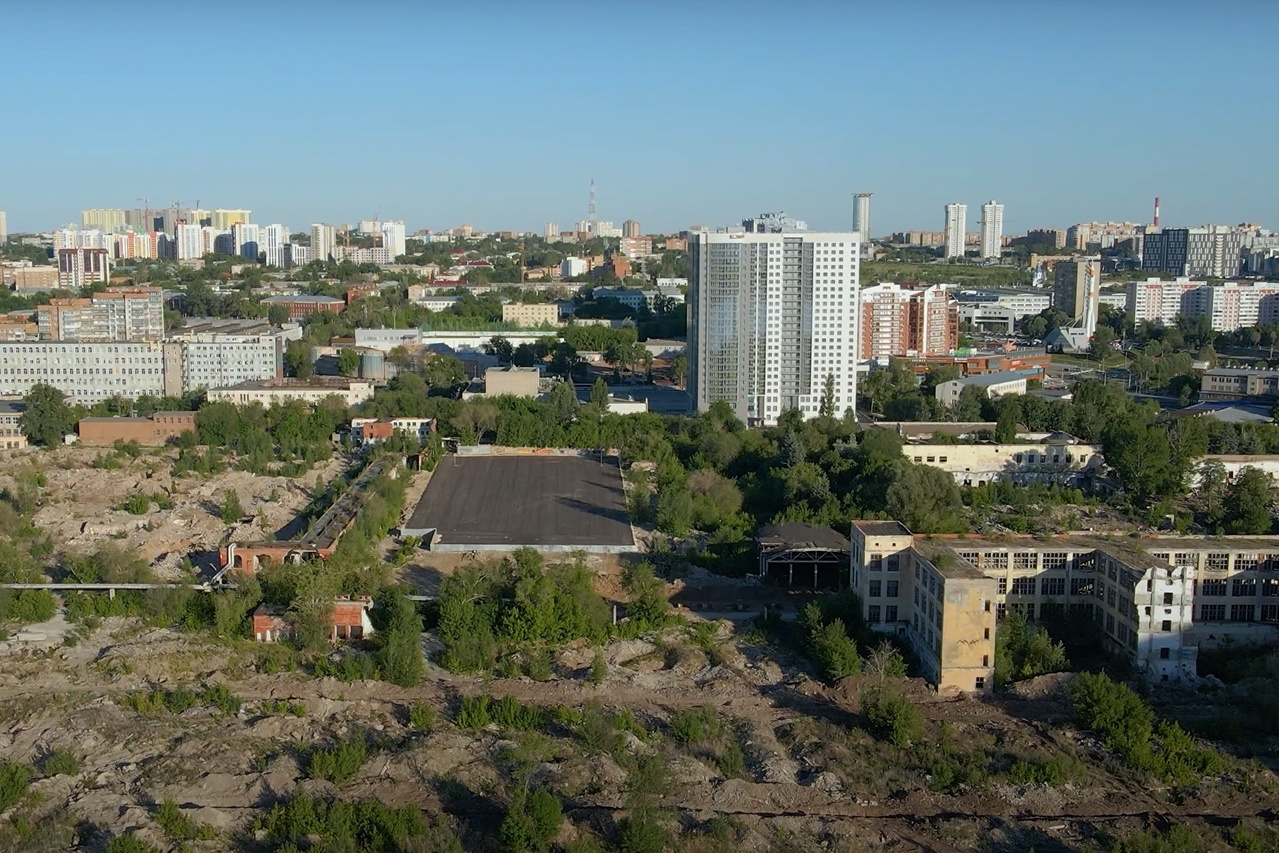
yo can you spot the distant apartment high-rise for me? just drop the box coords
[544,223,560,240]
[0,211,6,243]
[858,283,957,361]
[943,204,967,258]
[380,220,407,259]
[622,219,641,238]
[202,227,233,256]
[853,193,873,240]
[262,225,289,268]
[1053,259,1102,329]
[38,286,163,342]
[311,224,337,263]
[212,209,251,229]
[232,223,261,260]
[56,248,111,291]
[113,232,155,260]
[980,201,1004,259]
[175,223,203,260]
[81,208,127,232]
[1143,226,1256,279]
[689,221,861,426]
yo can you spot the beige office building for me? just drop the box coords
[501,302,559,327]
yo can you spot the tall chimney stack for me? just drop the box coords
[1153,196,1160,228]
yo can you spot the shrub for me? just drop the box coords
[38,748,79,777]
[0,761,30,810]
[307,735,369,786]
[119,494,151,515]
[220,490,245,524]
[589,649,608,685]
[500,789,562,852]
[1069,671,1224,784]
[618,812,668,853]
[155,798,217,841]
[202,686,236,714]
[457,695,492,730]
[717,742,745,777]
[408,701,436,732]
[105,836,162,853]
[669,706,723,746]
[861,688,922,747]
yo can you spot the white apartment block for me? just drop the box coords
[172,333,286,392]
[689,227,861,426]
[175,224,203,260]
[944,203,967,258]
[561,257,588,278]
[381,220,406,259]
[232,223,261,259]
[1126,277,1279,331]
[0,211,7,243]
[262,225,289,268]
[0,342,166,401]
[980,201,1004,259]
[311,224,337,264]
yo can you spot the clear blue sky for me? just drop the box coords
[4,1,1274,236]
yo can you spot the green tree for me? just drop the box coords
[670,355,687,387]
[1196,460,1228,530]
[1089,325,1116,361]
[819,373,836,418]
[20,383,77,446]
[780,428,805,468]
[284,339,315,379]
[1224,467,1275,534]
[487,336,515,363]
[267,303,289,326]
[547,381,580,425]
[337,348,360,377]
[220,490,245,523]
[953,384,987,421]
[378,591,426,686]
[885,465,964,532]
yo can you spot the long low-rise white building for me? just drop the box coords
[1127,277,1279,331]
[903,440,1105,486]
[207,378,374,407]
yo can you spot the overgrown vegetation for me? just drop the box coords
[994,610,1070,688]
[1070,671,1225,784]
[437,549,669,675]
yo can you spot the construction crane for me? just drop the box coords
[136,197,151,231]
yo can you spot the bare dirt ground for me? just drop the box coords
[0,446,344,575]
[0,457,1274,851]
[0,611,1274,852]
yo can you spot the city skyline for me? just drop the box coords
[2,1,1276,235]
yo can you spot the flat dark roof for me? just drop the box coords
[757,523,850,552]
[405,454,635,548]
[852,520,913,537]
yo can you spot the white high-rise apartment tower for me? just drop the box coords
[311,224,337,263]
[689,222,861,426]
[944,204,967,258]
[175,223,203,260]
[380,220,406,259]
[232,223,261,260]
[262,224,289,268]
[853,193,873,241]
[980,200,1004,259]
[0,211,7,243]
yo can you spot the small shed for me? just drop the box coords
[756,523,851,591]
